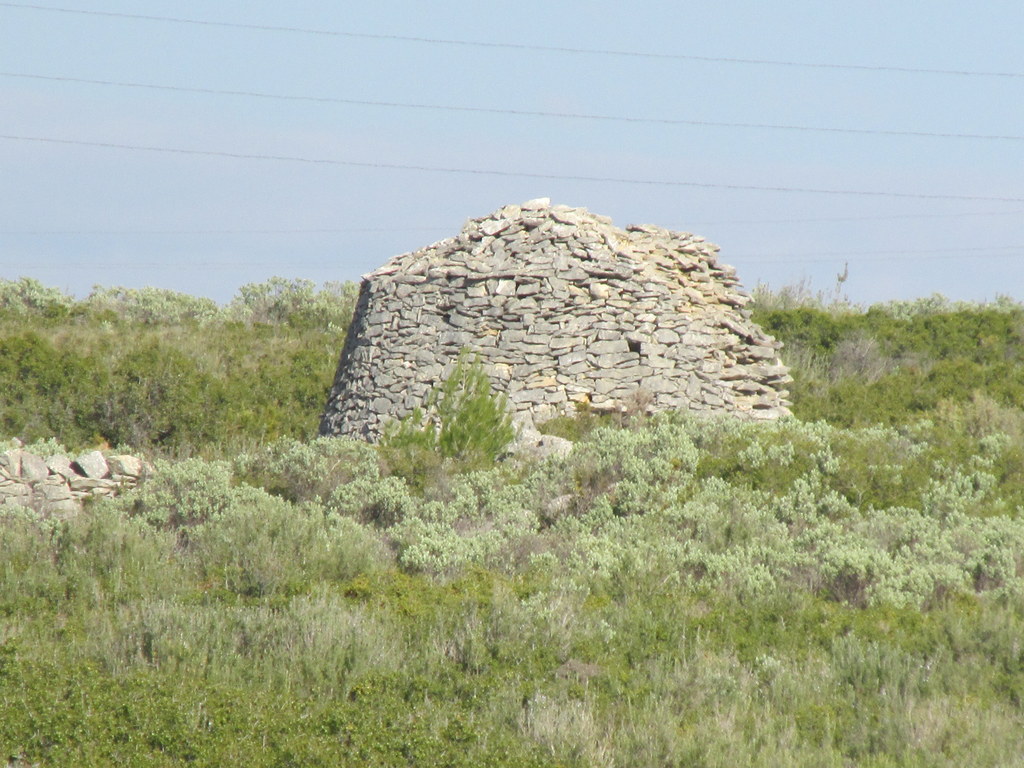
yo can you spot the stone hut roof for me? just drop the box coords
[319,198,791,441]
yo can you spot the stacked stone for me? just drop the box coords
[320,198,792,441]
[0,443,148,518]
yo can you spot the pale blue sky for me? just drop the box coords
[2,1,1022,304]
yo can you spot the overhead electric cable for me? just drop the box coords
[735,244,1024,264]
[4,71,1021,141]
[3,133,1024,203]
[0,227,449,235]
[746,252,1022,265]
[1,2,1022,78]
[697,209,1024,225]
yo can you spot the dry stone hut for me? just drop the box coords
[319,198,791,441]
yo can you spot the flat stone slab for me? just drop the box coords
[69,476,117,493]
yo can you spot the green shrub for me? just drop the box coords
[0,277,356,454]
[0,506,179,616]
[0,332,110,445]
[191,502,390,597]
[753,301,1024,429]
[108,458,259,531]
[429,352,515,464]
[558,419,701,520]
[234,436,381,503]
[389,470,538,573]
[99,342,226,450]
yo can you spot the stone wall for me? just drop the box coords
[0,441,148,518]
[320,198,792,441]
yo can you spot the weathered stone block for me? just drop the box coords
[592,352,638,369]
[0,450,21,478]
[74,451,109,479]
[20,453,49,483]
[548,337,578,350]
[0,483,29,498]
[588,339,630,355]
[39,482,73,501]
[45,498,81,517]
[558,350,588,367]
[509,389,551,404]
[46,455,80,480]
[69,476,116,493]
[562,361,591,376]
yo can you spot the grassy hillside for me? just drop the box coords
[2,278,1024,766]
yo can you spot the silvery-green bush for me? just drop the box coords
[104,458,258,530]
[0,277,75,316]
[83,286,220,325]
[227,277,358,330]
[88,411,1024,609]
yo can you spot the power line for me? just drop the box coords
[5,71,1021,142]
[736,244,1024,264]
[3,133,1024,203]
[0,227,449,235]
[2,2,1022,79]
[696,209,1024,226]
[704,212,1024,226]
[746,244,1024,258]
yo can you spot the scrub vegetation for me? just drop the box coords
[0,277,357,454]
[2,277,1024,766]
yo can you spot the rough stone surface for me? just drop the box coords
[46,454,80,480]
[509,425,574,461]
[107,454,144,478]
[320,199,792,441]
[74,450,109,479]
[0,450,21,477]
[20,452,51,482]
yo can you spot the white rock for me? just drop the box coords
[521,197,551,210]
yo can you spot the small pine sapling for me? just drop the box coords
[382,350,514,472]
